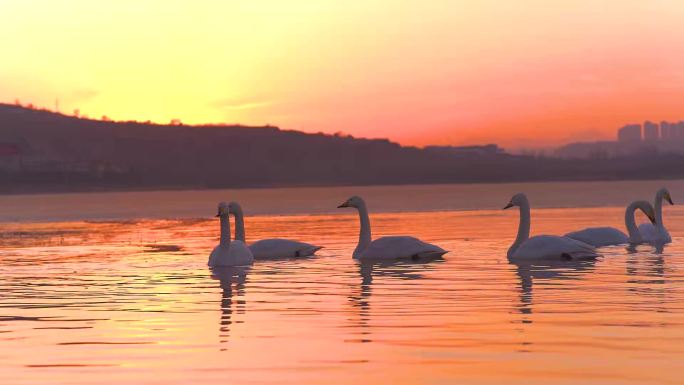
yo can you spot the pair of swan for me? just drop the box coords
[564,200,655,246]
[637,188,673,244]
[505,188,674,261]
[209,202,253,267]
[565,188,673,246]
[210,196,448,266]
[208,202,322,267]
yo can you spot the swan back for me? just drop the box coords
[564,227,628,247]
[249,239,322,259]
[357,236,446,260]
[511,235,599,261]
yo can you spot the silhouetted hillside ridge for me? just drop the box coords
[1,103,684,193]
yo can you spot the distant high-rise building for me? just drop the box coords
[618,124,641,142]
[661,121,670,139]
[676,121,684,139]
[643,121,659,141]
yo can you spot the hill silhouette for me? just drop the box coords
[1,103,684,193]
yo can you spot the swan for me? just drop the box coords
[227,201,323,259]
[337,196,447,260]
[637,188,674,244]
[504,193,599,261]
[208,202,254,267]
[564,200,656,246]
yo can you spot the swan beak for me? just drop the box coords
[648,214,657,224]
[337,202,349,208]
[503,203,513,210]
[667,196,674,205]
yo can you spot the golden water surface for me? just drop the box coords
[1,181,683,384]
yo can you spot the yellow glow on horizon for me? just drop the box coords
[2,1,684,147]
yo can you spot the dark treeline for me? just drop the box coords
[1,103,684,194]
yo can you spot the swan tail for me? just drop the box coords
[414,250,448,260]
[561,251,601,261]
[295,245,323,257]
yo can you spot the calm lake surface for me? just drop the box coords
[1,180,683,384]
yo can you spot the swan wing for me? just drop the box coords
[249,239,322,259]
[564,227,628,247]
[359,236,447,260]
[512,235,599,261]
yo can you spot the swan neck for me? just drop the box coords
[654,195,665,229]
[233,206,245,242]
[624,203,640,242]
[219,215,231,247]
[356,202,372,254]
[509,201,530,258]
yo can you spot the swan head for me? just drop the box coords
[657,187,674,205]
[215,201,229,217]
[227,201,243,215]
[503,193,528,210]
[337,195,364,209]
[632,200,657,223]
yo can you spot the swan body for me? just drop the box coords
[355,236,447,260]
[338,196,447,260]
[512,234,599,260]
[504,193,600,261]
[208,202,254,267]
[565,200,656,247]
[248,239,322,259]
[209,240,253,267]
[228,202,322,259]
[637,188,673,244]
[565,227,628,247]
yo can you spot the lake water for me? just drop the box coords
[1,180,683,384]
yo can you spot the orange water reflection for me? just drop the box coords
[1,206,683,384]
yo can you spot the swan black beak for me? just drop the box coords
[503,203,514,210]
[667,197,674,205]
[648,214,657,224]
[337,202,348,208]
[215,212,221,217]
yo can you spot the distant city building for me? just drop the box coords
[676,121,684,139]
[617,124,641,142]
[643,121,659,141]
[661,121,670,139]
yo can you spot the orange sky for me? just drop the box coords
[2,1,684,149]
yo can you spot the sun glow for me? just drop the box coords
[2,1,684,148]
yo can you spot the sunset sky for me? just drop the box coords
[2,1,684,148]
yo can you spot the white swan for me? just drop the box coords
[227,201,323,259]
[638,188,674,244]
[504,193,599,261]
[208,202,254,267]
[564,200,656,246]
[337,196,447,260]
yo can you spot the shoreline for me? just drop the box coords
[2,175,683,197]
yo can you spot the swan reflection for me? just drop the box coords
[349,258,444,343]
[210,266,250,350]
[512,259,597,317]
